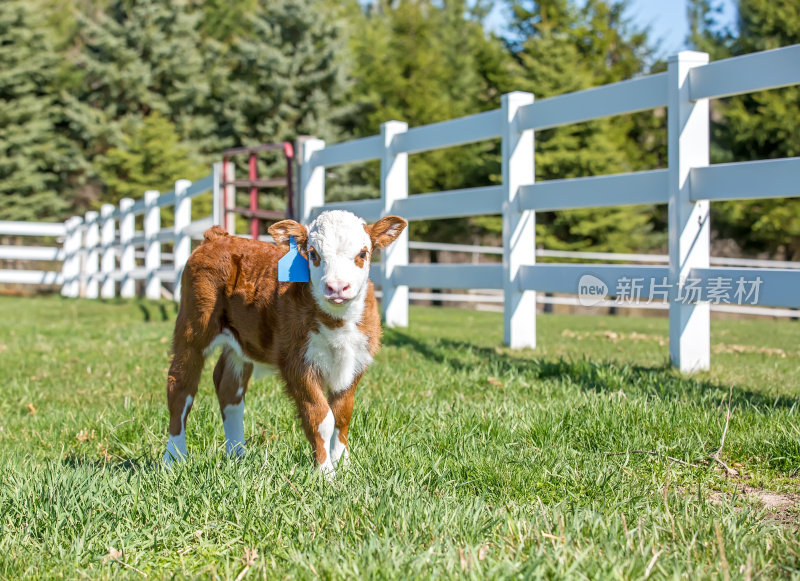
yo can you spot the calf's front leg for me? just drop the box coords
[327,377,360,468]
[289,373,337,477]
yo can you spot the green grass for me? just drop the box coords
[0,295,798,579]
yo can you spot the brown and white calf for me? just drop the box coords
[163,210,407,476]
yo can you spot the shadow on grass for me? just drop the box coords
[384,329,800,412]
[136,300,174,323]
[61,455,158,473]
[86,296,177,323]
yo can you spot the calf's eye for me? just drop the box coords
[359,250,368,260]
[308,249,318,262]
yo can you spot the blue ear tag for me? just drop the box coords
[277,236,310,283]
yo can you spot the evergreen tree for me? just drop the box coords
[213,0,350,149]
[690,0,800,259]
[35,0,113,51]
[0,1,74,221]
[66,0,350,215]
[346,0,503,194]
[204,0,352,214]
[97,112,206,205]
[505,0,664,253]
[66,0,214,157]
[194,0,258,43]
[342,0,513,244]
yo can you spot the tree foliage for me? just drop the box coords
[505,0,663,252]
[0,1,75,221]
[345,0,506,192]
[690,0,800,258]
[214,0,350,149]
[341,0,511,242]
[97,112,206,205]
[59,0,213,210]
[1,0,795,260]
[63,0,349,214]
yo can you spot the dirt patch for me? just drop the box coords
[742,485,797,510]
[560,329,796,358]
[741,485,799,526]
[561,329,667,346]
[709,483,800,527]
[712,344,789,358]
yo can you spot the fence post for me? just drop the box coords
[501,92,536,349]
[297,136,326,224]
[223,161,236,234]
[145,190,162,300]
[83,211,100,298]
[173,179,192,302]
[119,198,135,298]
[667,51,710,372]
[211,162,222,227]
[60,216,83,298]
[380,120,409,328]
[100,204,116,298]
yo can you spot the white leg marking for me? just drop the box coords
[318,409,336,478]
[204,329,243,359]
[204,332,245,379]
[206,332,275,380]
[222,398,246,458]
[163,395,193,467]
[330,427,349,468]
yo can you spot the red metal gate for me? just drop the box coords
[220,142,295,239]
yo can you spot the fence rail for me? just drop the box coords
[0,221,68,287]
[0,221,66,237]
[0,168,219,300]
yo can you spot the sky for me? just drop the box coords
[486,0,739,59]
[625,0,737,56]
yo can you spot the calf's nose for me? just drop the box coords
[325,281,351,297]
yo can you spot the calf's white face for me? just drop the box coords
[269,211,407,317]
[307,211,373,311]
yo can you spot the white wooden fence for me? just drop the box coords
[296,46,800,372]
[402,242,800,319]
[0,221,66,286]
[1,46,798,372]
[1,170,219,301]
[5,215,795,317]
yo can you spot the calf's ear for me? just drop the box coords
[365,216,407,249]
[268,220,308,248]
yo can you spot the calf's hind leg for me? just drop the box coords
[213,349,253,458]
[164,344,204,466]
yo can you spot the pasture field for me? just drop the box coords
[0,295,798,579]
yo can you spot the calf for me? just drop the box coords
[163,210,407,476]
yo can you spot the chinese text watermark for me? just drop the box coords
[578,274,763,307]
